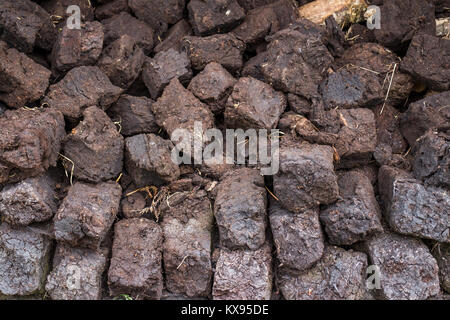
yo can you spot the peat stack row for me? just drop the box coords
[0,0,449,300]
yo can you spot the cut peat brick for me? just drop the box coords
[399,91,450,148]
[373,147,414,175]
[0,41,51,109]
[43,66,123,120]
[334,108,377,168]
[265,0,299,29]
[432,243,450,293]
[269,202,324,272]
[142,49,193,100]
[107,95,158,136]
[214,168,267,250]
[53,181,122,249]
[261,20,333,99]
[124,133,180,187]
[45,244,107,300]
[0,173,57,226]
[98,35,146,90]
[63,106,124,183]
[95,0,130,20]
[183,34,246,73]
[374,0,436,51]
[128,0,185,36]
[231,6,279,45]
[0,223,52,297]
[411,130,449,188]
[0,0,56,53]
[365,232,440,300]
[0,108,65,185]
[320,68,383,110]
[341,43,414,102]
[212,244,272,300]
[273,142,339,213]
[374,104,408,155]
[378,166,449,243]
[400,33,450,91]
[187,0,245,36]
[224,76,286,129]
[320,170,383,246]
[102,12,155,55]
[154,19,193,54]
[51,21,104,73]
[188,62,237,114]
[108,218,163,300]
[322,43,413,110]
[277,246,369,300]
[152,78,214,139]
[160,190,214,297]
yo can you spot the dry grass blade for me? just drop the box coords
[58,153,74,186]
[269,130,285,139]
[265,186,279,201]
[402,146,412,157]
[380,63,397,115]
[22,102,48,111]
[125,185,158,199]
[345,33,360,42]
[332,146,340,162]
[236,138,249,146]
[133,186,168,221]
[206,181,218,192]
[349,64,381,75]
[338,112,349,127]
[166,191,182,208]
[22,106,39,111]
[177,255,189,270]
[113,116,122,133]
[50,15,63,27]
[438,105,450,112]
